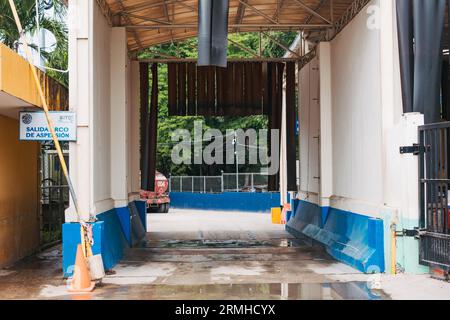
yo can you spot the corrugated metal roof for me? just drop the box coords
[98,0,356,51]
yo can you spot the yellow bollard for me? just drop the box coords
[271,207,282,224]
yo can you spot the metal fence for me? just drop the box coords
[170,173,269,193]
[40,145,69,246]
[418,122,450,268]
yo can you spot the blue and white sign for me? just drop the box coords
[19,111,77,141]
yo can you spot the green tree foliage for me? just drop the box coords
[0,0,68,86]
[139,32,297,177]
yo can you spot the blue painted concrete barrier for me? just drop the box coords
[135,200,147,231]
[286,200,385,273]
[115,206,132,246]
[170,192,280,212]
[62,200,145,277]
[62,222,104,278]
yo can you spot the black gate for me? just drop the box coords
[418,122,450,269]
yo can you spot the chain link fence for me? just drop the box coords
[170,173,269,193]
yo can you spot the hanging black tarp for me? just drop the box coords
[396,0,414,114]
[244,62,253,116]
[206,66,216,116]
[268,62,284,192]
[197,66,208,115]
[396,0,446,123]
[412,0,446,124]
[177,63,187,116]
[262,62,269,115]
[232,62,243,116]
[167,61,294,119]
[286,62,297,192]
[216,66,226,116]
[252,62,263,114]
[140,63,150,190]
[187,63,197,116]
[146,63,159,191]
[198,0,230,67]
[168,63,177,116]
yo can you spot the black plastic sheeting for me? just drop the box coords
[286,62,297,192]
[147,63,159,191]
[396,0,446,124]
[268,62,285,192]
[139,63,150,190]
[140,63,159,191]
[198,0,230,67]
[167,62,294,118]
[166,61,297,192]
[396,0,414,114]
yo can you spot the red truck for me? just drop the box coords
[140,171,170,213]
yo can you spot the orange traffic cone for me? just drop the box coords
[69,244,95,293]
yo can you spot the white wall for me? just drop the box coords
[298,0,413,218]
[67,0,92,221]
[92,2,112,213]
[68,1,137,219]
[298,56,320,202]
[296,0,423,273]
[110,28,129,208]
[330,0,383,212]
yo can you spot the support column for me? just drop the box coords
[128,61,141,200]
[110,28,129,208]
[67,0,92,222]
[318,42,333,208]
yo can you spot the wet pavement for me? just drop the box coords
[0,209,448,300]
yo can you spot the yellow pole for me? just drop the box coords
[390,224,397,275]
[7,0,82,220]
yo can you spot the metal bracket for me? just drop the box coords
[399,144,426,156]
[395,228,424,239]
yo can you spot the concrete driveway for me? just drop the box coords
[0,209,449,300]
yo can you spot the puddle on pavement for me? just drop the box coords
[142,238,307,249]
[90,281,389,300]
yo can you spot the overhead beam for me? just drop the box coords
[237,0,279,25]
[234,0,247,32]
[96,0,113,25]
[120,0,197,15]
[161,0,176,47]
[121,12,172,25]
[174,0,197,12]
[116,0,143,49]
[331,0,371,40]
[292,0,332,25]
[304,0,329,24]
[123,23,330,30]
[273,0,286,22]
[119,0,178,14]
[136,57,302,63]
[162,0,170,22]
[330,0,334,23]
